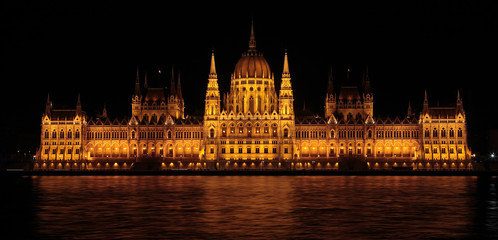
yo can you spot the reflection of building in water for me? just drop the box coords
[35,22,473,170]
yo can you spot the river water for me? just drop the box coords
[2,175,498,239]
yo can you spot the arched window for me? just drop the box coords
[441,128,446,138]
[209,128,215,138]
[424,128,430,138]
[60,130,64,139]
[44,130,49,139]
[449,128,455,138]
[283,128,289,138]
[368,130,372,138]
[167,130,172,139]
[67,130,72,139]
[272,124,278,137]
[330,130,335,138]
[458,128,463,138]
[131,131,136,139]
[433,128,438,138]
[75,129,80,138]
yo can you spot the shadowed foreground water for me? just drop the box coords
[2,176,498,239]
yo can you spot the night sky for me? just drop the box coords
[2,1,497,156]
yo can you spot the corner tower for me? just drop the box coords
[205,51,221,118]
[203,51,222,161]
[279,50,294,118]
[278,50,295,160]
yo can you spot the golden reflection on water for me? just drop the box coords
[5,176,497,239]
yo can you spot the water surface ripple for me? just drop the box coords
[2,176,498,239]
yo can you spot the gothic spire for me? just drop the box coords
[102,104,108,119]
[327,65,334,94]
[364,65,371,93]
[45,93,51,115]
[423,90,429,113]
[177,72,182,99]
[248,19,256,53]
[456,90,464,114]
[346,66,351,82]
[76,93,82,114]
[144,70,148,89]
[209,50,217,79]
[407,101,412,116]
[134,66,141,96]
[282,49,290,78]
[170,65,176,96]
[205,51,220,117]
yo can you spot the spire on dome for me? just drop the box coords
[209,50,217,79]
[248,19,256,53]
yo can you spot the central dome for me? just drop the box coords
[233,52,271,79]
[233,21,272,79]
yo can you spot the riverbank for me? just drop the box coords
[2,169,498,176]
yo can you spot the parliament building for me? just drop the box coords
[35,23,473,170]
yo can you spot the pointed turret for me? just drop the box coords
[134,66,141,96]
[279,50,294,116]
[205,51,221,117]
[325,65,337,119]
[102,104,108,119]
[423,90,429,113]
[407,101,412,116]
[327,65,334,95]
[144,72,148,89]
[279,50,292,89]
[132,68,142,116]
[144,71,148,89]
[170,66,176,96]
[209,50,217,79]
[45,93,51,116]
[363,65,371,93]
[76,93,82,115]
[282,49,290,78]
[346,66,351,82]
[456,90,465,114]
[177,73,182,99]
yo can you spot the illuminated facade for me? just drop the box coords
[35,23,473,170]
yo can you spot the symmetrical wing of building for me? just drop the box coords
[35,23,473,170]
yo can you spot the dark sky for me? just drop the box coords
[2,1,498,155]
